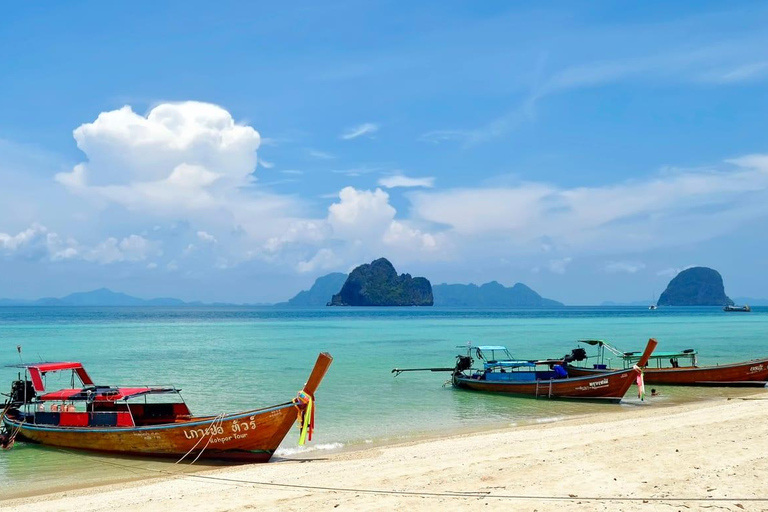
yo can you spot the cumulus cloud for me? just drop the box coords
[0,224,155,265]
[340,122,378,140]
[604,261,646,274]
[83,235,154,264]
[0,223,65,260]
[378,174,435,189]
[328,187,396,239]
[55,102,261,213]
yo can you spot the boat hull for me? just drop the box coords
[568,358,768,386]
[2,402,299,462]
[452,367,637,402]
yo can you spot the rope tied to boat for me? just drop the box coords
[293,390,314,445]
[174,413,226,465]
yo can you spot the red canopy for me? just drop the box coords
[11,362,94,392]
[38,387,165,402]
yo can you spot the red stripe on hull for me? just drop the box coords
[568,358,768,386]
[453,368,636,401]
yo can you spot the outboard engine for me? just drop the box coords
[563,347,587,364]
[9,380,36,406]
[454,355,473,375]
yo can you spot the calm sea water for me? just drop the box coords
[1,306,767,499]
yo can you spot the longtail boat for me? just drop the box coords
[0,353,332,461]
[566,339,768,387]
[393,339,657,402]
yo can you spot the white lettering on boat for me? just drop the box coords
[183,425,225,440]
[231,416,258,433]
[574,378,610,391]
[749,365,764,373]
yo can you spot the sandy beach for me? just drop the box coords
[3,393,768,512]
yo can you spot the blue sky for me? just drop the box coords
[2,1,768,304]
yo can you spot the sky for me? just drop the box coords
[2,1,768,304]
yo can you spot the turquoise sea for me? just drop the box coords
[1,306,767,499]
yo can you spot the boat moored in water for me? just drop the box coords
[394,339,658,402]
[0,353,333,461]
[724,304,751,312]
[566,340,768,387]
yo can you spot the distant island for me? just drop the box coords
[329,258,433,306]
[281,268,562,307]
[0,288,259,307]
[274,273,348,307]
[432,281,563,307]
[657,267,733,306]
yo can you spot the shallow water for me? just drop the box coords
[1,306,766,499]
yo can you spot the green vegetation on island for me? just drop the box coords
[657,267,734,306]
[329,258,433,306]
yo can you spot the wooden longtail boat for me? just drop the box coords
[0,353,332,461]
[393,339,657,402]
[566,339,768,387]
[451,339,656,401]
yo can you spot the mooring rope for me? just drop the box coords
[27,445,768,505]
[174,413,226,465]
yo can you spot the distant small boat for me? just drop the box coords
[567,340,768,387]
[393,339,657,402]
[1,353,333,461]
[724,304,751,312]
[648,304,657,310]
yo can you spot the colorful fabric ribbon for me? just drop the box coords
[294,391,315,446]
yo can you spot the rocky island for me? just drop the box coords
[657,267,734,306]
[328,258,433,306]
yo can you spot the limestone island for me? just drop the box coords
[657,266,734,306]
[328,258,433,306]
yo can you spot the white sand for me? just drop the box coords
[3,394,768,511]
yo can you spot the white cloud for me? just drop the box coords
[83,234,155,264]
[340,122,378,140]
[409,155,768,257]
[297,248,341,273]
[197,230,217,244]
[604,261,646,274]
[656,265,695,278]
[307,149,335,160]
[378,174,435,189]
[0,224,157,265]
[259,158,275,169]
[328,187,396,239]
[549,257,572,274]
[383,221,439,251]
[55,102,263,214]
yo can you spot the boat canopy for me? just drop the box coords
[576,340,696,365]
[38,386,178,402]
[477,346,508,351]
[484,361,536,369]
[7,362,94,392]
[624,350,697,361]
